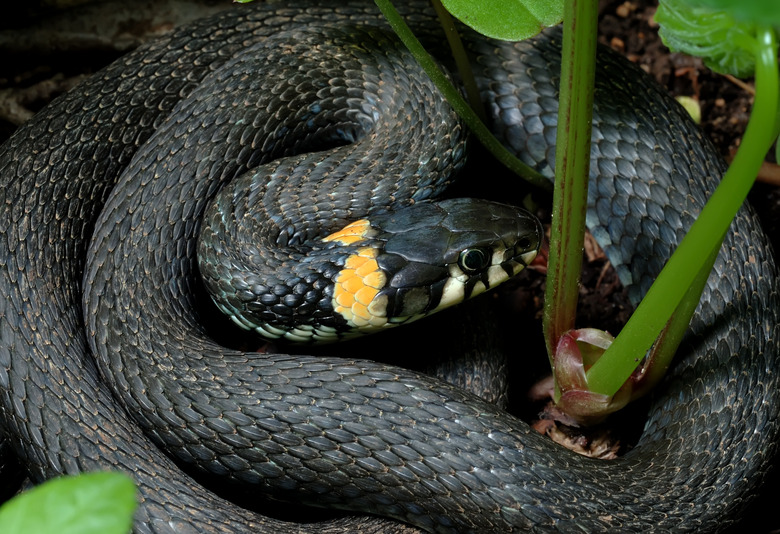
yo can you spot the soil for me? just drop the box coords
[1,0,779,531]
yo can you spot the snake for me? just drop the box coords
[1,0,779,532]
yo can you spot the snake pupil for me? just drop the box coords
[458,247,490,274]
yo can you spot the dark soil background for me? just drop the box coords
[1,0,779,532]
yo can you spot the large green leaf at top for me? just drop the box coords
[655,0,760,77]
[685,0,780,25]
[441,0,563,41]
[0,472,137,534]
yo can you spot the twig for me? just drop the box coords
[724,73,756,95]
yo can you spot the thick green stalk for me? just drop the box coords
[586,27,780,396]
[630,241,719,399]
[373,0,551,190]
[542,0,598,359]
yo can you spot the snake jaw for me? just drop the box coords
[439,243,539,309]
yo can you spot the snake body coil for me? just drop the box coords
[1,1,779,533]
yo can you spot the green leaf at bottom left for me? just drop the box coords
[0,472,137,534]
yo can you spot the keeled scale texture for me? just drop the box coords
[0,1,778,533]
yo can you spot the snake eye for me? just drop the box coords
[458,247,491,275]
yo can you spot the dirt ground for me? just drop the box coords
[1,0,779,531]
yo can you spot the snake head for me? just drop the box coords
[199,195,541,343]
[325,198,542,336]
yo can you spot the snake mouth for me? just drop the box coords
[510,248,541,274]
[439,236,540,310]
[507,220,544,273]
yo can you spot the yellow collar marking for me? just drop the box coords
[332,246,389,330]
[322,219,373,245]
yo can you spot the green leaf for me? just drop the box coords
[440,0,563,41]
[0,472,137,534]
[685,0,780,26]
[655,0,759,77]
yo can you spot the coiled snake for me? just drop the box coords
[0,1,778,532]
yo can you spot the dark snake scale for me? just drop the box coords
[1,1,779,532]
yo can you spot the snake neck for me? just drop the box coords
[197,178,357,341]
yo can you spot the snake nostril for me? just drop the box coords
[517,237,532,251]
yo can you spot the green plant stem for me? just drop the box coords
[373,0,551,190]
[774,90,780,162]
[631,241,719,399]
[586,26,780,396]
[429,0,488,123]
[542,0,598,360]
